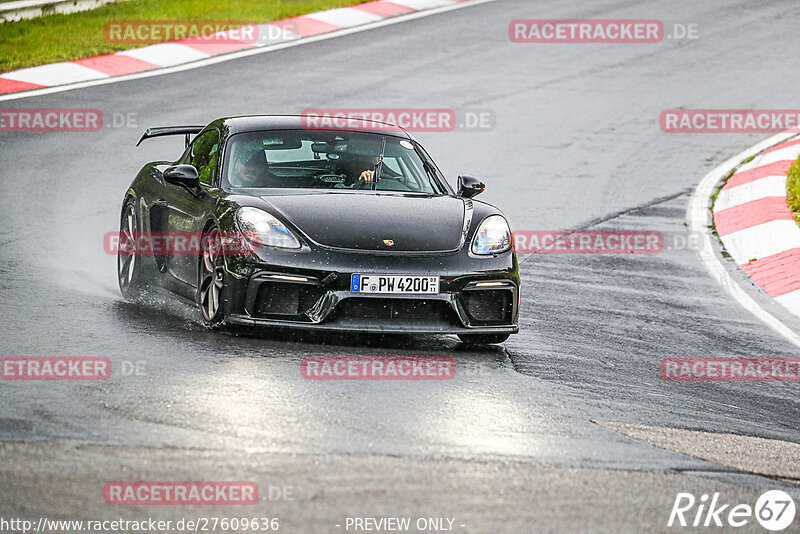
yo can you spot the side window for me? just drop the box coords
[189,130,220,186]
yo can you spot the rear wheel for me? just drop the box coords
[198,227,226,328]
[118,200,145,299]
[457,333,510,345]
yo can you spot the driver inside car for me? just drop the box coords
[356,155,381,184]
[341,154,400,187]
[231,151,281,187]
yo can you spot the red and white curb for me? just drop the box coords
[0,0,476,96]
[713,138,800,315]
[689,131,800,348]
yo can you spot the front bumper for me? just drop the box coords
[222,245,520,335]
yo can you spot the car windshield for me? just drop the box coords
[224,130,446,194]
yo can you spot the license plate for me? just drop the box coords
[351,274,439,294]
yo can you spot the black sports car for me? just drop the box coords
[118,115,519,344]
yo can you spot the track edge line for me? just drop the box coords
[687,131,800,348]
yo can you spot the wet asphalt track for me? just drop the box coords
[2,0,800,532]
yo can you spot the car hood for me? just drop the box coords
[258,192,469,253]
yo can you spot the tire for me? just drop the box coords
[197,226,226,328]
[117,200,146,299]
[457,333,510,345]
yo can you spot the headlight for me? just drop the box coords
[471,215,511,255]
[236,207,301,249]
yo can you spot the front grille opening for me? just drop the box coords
[332,298,458,324]
[255,283,324,319]
[461,289,513,325]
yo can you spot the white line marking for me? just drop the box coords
[687,131,800,347]
[0,0,498,102]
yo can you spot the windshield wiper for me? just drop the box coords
[372,137,386,191]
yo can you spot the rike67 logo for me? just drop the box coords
[669,490,796,531]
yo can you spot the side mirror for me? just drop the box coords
[457,175,485,198]
[163,164,200,188]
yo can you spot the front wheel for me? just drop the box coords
[118,200,146,299]
[457,333,510,345]
[198,227,226,328]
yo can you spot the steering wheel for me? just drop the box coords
[353,177,373,190]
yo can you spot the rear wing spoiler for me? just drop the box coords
[136,125,205,147]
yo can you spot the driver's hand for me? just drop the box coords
[359,170,375,183]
